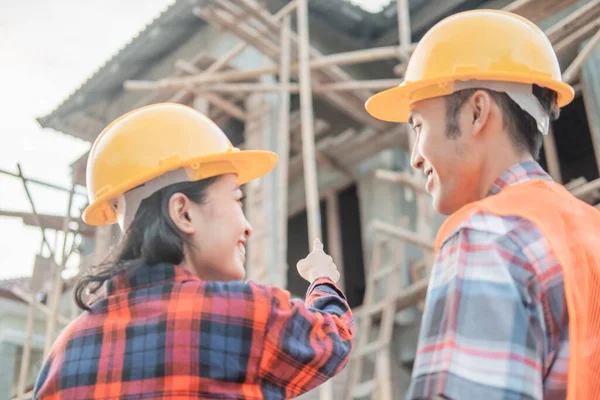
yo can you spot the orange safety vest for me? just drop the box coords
[434,179,600,400]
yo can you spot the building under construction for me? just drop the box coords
[2,0,600,399]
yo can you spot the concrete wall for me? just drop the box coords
[0,342,17,400]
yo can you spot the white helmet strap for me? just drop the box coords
[111,167,193,232]
[452,80,550,135]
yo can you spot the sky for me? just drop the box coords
[0,0,386,280]
[0,0,175,279]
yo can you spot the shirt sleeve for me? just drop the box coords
[407,226,547,400]
[257,277,355,398]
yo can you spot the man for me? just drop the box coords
[365,9,600,400]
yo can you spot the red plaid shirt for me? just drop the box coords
[34,263,355,399]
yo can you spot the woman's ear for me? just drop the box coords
[168,193,196,234]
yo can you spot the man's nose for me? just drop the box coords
[410,136,424,170]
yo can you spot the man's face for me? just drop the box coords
[409,96,482,215]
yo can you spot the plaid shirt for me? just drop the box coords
[408,161,569,400]
[34,263,355,399]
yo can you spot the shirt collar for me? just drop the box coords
[104,263,199,296]
[487,160,552,197]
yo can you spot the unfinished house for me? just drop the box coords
[9,0,597,399]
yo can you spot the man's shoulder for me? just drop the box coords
[442,209,546,248]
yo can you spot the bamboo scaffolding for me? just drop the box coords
[15,165,56,259]
[570,177,600,200]
[140,0,300,108]
[43,183,76,359]
[325,191,344,292]
[155,78,403,94]
[297,0,321,247]
[16,294,36,397]
[125,46,407,92]
[545,0,600,44]
[554,17,600,55]
[398,0,411,56]
[374,169,427,193]
[563,27,600,84]
[543,125,563,183]
[505,0,580,23]
[369,220,434,251]
[233,0,373,101]
[276,14,291,289]
[15,164,57,396]
[190,6,383,129]
[0,167,86,197]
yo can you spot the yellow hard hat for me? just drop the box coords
[82,103,278,226]
[365,9,575,122]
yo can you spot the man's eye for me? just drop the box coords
[238,195,246,204]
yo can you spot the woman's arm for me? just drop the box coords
[257,277,355,398]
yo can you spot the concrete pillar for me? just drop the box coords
[244,91,286,288]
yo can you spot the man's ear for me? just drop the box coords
[468,90,492,137]
[168,193,196,234]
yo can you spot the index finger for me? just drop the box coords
[313,238,323,252]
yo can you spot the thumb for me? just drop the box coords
[313,238,323,252]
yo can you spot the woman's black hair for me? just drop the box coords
[74,177,219,311]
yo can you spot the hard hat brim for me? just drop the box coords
[365,74,575,123]
[82,149,278,226]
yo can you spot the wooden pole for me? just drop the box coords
[16,297,36,396]
[570,178,600,199]
[9,286,71,325]
[553,17,600,55]
[397,0,411,56]
[375,169,427,193]
[562,27,600,84]
[44,183,76,358]
[132,0,299,106]
[137,79,404,94]
[325,191,344,291]
[544,0,600,44]
[237,0,372,101]
[0,167,85,196]
[543,125,563,183]
[277,15,292,288]
[14,164,59,393]
[369,220,434,251]
[297,0,322,246]
[297,2,329,398]
[124,46,406,91]
[15,165,56,258]
[201,92,246,120]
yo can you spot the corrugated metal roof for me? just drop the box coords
[0,277,30,292]
[0,277,31,303]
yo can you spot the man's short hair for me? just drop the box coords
[444,84,560,160]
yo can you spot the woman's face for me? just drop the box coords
[181,174,252,281]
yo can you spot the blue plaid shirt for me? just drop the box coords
[408,161,569,400]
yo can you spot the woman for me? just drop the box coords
[34,103,355,399]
